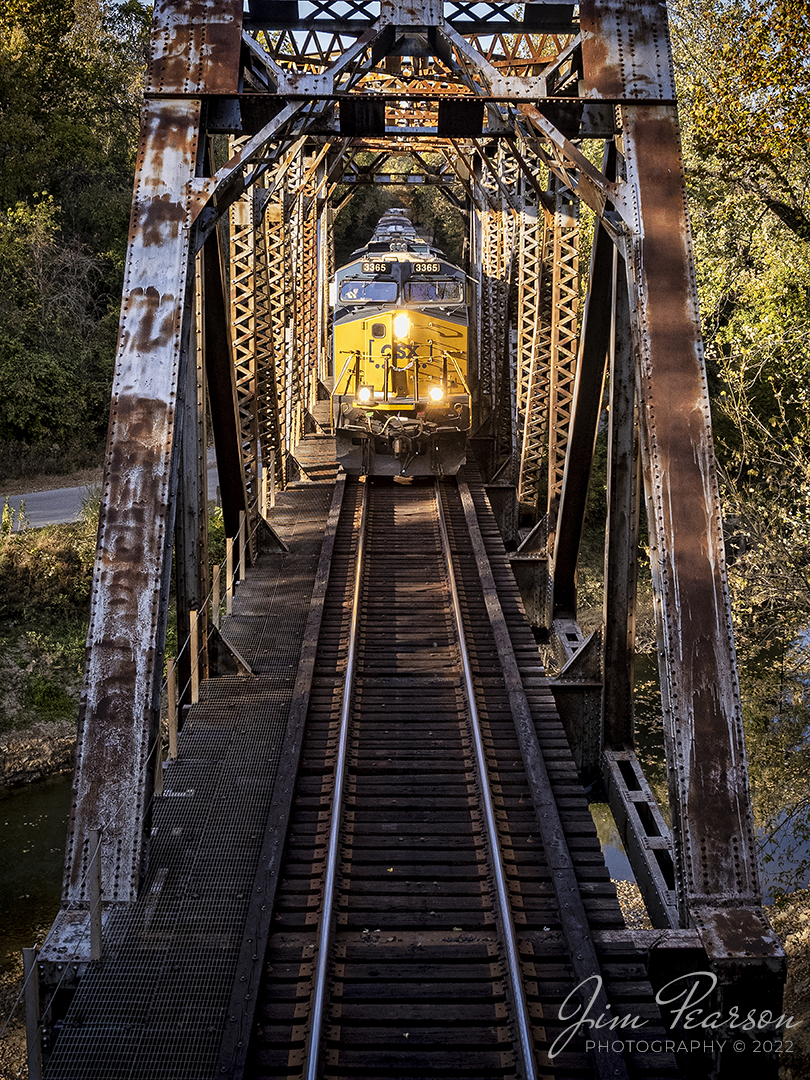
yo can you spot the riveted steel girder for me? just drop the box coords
[621,102,761,921]
[515,145,549,513]
[63,98,202,903]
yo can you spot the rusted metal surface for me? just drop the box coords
[621,103,761,922]
[516,142,549,513]
[147,0,243,95]
[254,195,288,491]
[580,0,675,102]
[61,98,202,905]
[602,254,639,749]
[547,179,580,510]
[550,196,612,617]
[175,252,210,707]
[203,228,252,544]
[229,188,261,535]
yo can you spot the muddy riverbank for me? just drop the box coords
[0,722,74,792]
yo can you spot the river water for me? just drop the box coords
[0,773,73,973]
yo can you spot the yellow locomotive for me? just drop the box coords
[331,209,470,476]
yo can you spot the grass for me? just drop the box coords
[0,497,226,738]
[0,440,104,487]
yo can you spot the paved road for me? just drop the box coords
[3,485,93,528]
[3,452,220,529]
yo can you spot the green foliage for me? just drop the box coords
[0,520,96,621]
[23,672,77,719]
[671,0,810,241]
[0,0,150,461]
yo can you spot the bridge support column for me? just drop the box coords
[602,249,639,749]
[58,98,203,907]
[621,102,784,980]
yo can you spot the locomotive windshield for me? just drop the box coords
[339,280,398,303]
[405,280,464,303]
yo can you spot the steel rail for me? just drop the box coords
[434,479,538,1080]
[304,478,368,1080]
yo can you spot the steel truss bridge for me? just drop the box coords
[28,0,786,1076]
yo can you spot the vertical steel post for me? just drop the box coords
[516,155,549,515]
[190,608,200,705]
[226,537,234,615]
[212,566,221,631]
[153,724,163,797]
[547,179,580,510]
[176,251,207,711]
[89,828,102,961]
[551,206,614,618]
[23,948,42,1080]
[229,186,261,548]
[239,510,246,585]
[61,98,203,904]
[167,658,178,760]
[621,104,761,921]
[602,251,639,747]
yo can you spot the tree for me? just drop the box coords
[670,0,810,241]
[0,0,150,467]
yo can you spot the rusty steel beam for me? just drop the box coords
[203,227,252,546]
[254,193,287,493]
[516,154,548,512]
[551,204,614,618]
[602,251,639,750]
[546,179,579,509]
[58,0,249,912]
[175,252,210,709]
[621,101,762,921]
[62,98,202,904]
[229,186,262,542]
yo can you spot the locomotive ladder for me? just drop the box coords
[243,473,679,1080]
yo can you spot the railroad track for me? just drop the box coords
[245,472,678,1080]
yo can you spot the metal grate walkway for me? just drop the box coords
[43,441,338,1080]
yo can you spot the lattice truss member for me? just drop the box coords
[52,0,784,1011]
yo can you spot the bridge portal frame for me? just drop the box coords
[43,0,785,1039]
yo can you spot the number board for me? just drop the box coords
[361,261,388,273]
[413,262,441,273]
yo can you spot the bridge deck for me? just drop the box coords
[43,440,339,1080]
[41,437,654,1079]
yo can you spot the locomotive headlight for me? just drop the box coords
[393,312,410,339]
[356,385,374,404]
[429,385,445,402]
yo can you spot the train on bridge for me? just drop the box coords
[331,209,471,477]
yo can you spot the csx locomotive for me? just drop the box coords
[330,209,470,476]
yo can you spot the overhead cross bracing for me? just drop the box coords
[34,0,786,1075]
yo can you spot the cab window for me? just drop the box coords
[405,280,464,303]
[339,280,399,303]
